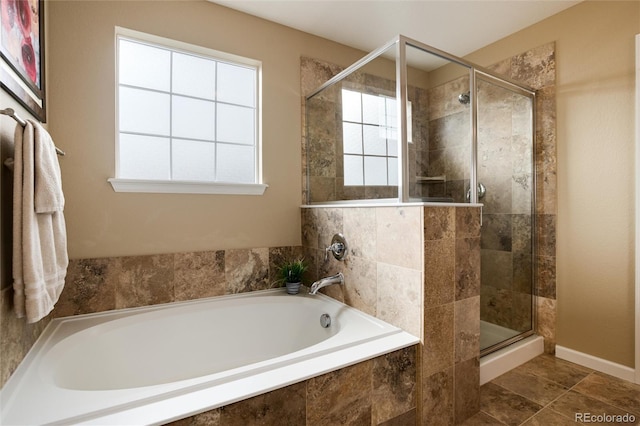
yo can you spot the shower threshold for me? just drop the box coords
[480,320,522,351]
[480,334,544,385]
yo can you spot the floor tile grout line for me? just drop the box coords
[483,355,640,426]
[490,359,594,425]
[489,381,544,408]
[489,375,561,411]
[522,368,597,422]
[483,381,544,425]
[569,373,640,418]
[478,409,508,425]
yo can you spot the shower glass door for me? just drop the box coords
[476,74,535,355]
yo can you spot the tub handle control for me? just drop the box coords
[325,233,347,261]
[320,313,331,328]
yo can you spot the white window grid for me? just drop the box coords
[341,89,399,187]
[115,32,260,184]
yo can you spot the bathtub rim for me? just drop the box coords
[1,287,420,425]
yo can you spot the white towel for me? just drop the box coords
[12,121,68,323]
[33,124,65,213]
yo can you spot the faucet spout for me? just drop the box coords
[309,272,344,295]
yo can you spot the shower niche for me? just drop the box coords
[305,35,537,355]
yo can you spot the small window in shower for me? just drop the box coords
[341,89,408,186]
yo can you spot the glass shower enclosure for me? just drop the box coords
[305,35,536,355]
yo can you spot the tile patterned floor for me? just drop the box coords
[463,354,640,425]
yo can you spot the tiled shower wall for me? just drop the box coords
[302,57,433,203]
[301,204,482,424]
[302,43,557,355]
[417,44,557,351]
[484,43,558,353]
[425,76,471,202]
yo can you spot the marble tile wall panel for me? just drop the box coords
[512,43,557,353]
[301,57,344,204]
[55,257,117,316]
[424,238,455,308]
[423,303,455,378]
[423,205,481,425]
[455,237,481,301]
[376,207,423,270]
[372,346,418,424]
[479,174,513,215]
[429,43,556,354]
[224,248,269,294]
[536,296,557,354]
[422,367,454,425]
[426,75,471,203]
[303,204,487,424]
[377,263,421,337]
[480,285,513,329]
[167,346,417,426]
[455,296,480,364]
[115,254,175,309]
[427,76,470,121]
[300,205,423,336]
[302,56,430,203]
[174,251,226,301]
[454,357,480,423]
[480,249,512,291]
[307,360,373,425]
[222,382,306,426]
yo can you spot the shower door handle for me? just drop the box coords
[466,183,486,201]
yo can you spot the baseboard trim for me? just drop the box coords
[480,335,544,385]
[556,345,636,382]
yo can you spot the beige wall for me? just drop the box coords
[45,0,366,259]
[465,1,639,367]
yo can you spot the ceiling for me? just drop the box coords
[211,0,580,59]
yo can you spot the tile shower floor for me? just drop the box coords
[463,354,640,425]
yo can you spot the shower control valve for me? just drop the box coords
[325,233,348,261]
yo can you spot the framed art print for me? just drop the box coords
[0,0,45,122]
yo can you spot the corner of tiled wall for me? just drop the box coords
[422,205,481,425]
[517,42,558,355]
[301,205,424,338]
[483,42,558,355]
[302,204,483,425]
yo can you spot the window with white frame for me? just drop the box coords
[109,28,265,194]
[341,89,402,187]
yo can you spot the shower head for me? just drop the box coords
[458,92,470,105]
[458,92,470,104]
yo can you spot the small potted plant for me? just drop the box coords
[276,258,308,295]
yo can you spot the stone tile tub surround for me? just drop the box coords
[301,204,482,424]
[170,345,417,426]
[0,245,303,387]
[2,243,419,426]
[2,287,417,425]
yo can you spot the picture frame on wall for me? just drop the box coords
[0,0,45,122]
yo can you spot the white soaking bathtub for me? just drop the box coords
[0,288,418,425]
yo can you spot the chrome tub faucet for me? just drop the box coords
[309,272,344,295]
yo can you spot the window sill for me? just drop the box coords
[108,178,268,195]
